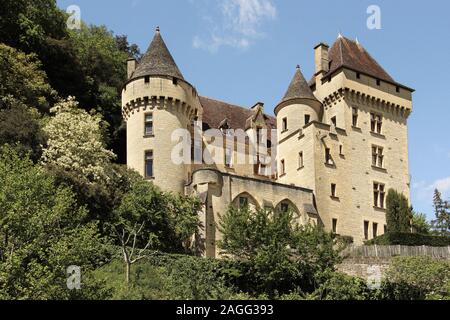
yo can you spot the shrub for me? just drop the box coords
[365,232,450,247]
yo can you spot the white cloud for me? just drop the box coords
[413,176,450,201]
[191,0,277,52]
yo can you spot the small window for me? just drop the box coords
[339,145,344,155]
[280,159,286,176]
[396,86,400,93]
[282,118,288,132]
[239,197,248,208]
[225,147,233,168]
[298,152,304,168]
[145,151,154,178]
[281,203,289,213]
[172,77,178,85]
[370,113,383,134]
[372,146,384,168]
[331,116,337,127]
[332,219,338,234]
[144,76,150,84]
[352,107,359,127]
[325,148,333,165]
[304,114,311,125]
[331,184,337,197]
[373,183,386,209]
[144,113,153,136]
[364,221,370,240]
[256,127,263,145]
[373,223,378,238]
[356,72,361,79]
[376,79,381,86]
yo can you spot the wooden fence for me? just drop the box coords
[342,245,450,259]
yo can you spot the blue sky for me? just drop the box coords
[57,0,450,220]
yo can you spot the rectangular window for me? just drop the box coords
[280,159,286,176]
[373,223,378,238]
[282,118,288,132]
[325,148,333,165]
[298,152,304,168]
[144,113,153,136]
[356,72,361,79]
[225,147,233,168]
[256,127,263,145]
[332,219,338,234]
[145,151,154,178]
[396,86,400,93]
[352,107,359,127]
[172,77,178,85]
[364,221,369,240]
[339,144,344,155]
[144,76,150,84]
[331,184,337,197]
[372,146,384,168]
[376,79,381,86]
[304,114,311,125]
[373,183,386,209]
[370,113,383,134]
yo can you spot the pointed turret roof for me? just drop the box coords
[281,66,319,104]
[131,27,184,81]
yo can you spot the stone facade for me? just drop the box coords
[122,29,414,257]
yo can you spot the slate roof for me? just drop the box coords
[310,35,406,88]
[131,27,184,81]
[200,96,276,131]
[281,66,320,104]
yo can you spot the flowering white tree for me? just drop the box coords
[41,97,116,183]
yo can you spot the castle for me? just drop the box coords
[122,28,414,257]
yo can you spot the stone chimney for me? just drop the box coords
[314,42,329,75]
[127,58,137,80]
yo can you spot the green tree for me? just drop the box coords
[386,189,411,233]
[0,100,45,161]
[411,211,431,235]
[41,97,116,184]
[380,256,450,300]
[110,179,201,285]
[432,189,450,236]
[0,43,56,112]
[0,145,110,299]
[219,206,341,297]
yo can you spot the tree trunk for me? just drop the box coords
[125,261,130,286]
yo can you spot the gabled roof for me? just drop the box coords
[326,35,394,83]
[200,96,276,131]
[131,27,184,81]
[281,66,319,104]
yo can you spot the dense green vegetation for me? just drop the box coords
[1,0,449,300]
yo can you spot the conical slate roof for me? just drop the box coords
[131,27,184,81]
[281,66,319,103]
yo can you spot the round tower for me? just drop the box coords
[122,27,201,193]
[275,65,323,137]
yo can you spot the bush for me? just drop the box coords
[379,256,450,300]
[365,232,450,247]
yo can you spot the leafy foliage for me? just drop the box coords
[432,189,450,236]
[365,232,450,246]
[411,211,432,235]
[386,189,411,233]
[218,206,342,297]
[41,97,116,184]
[380,256,450,300]
[0,145,110,299]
